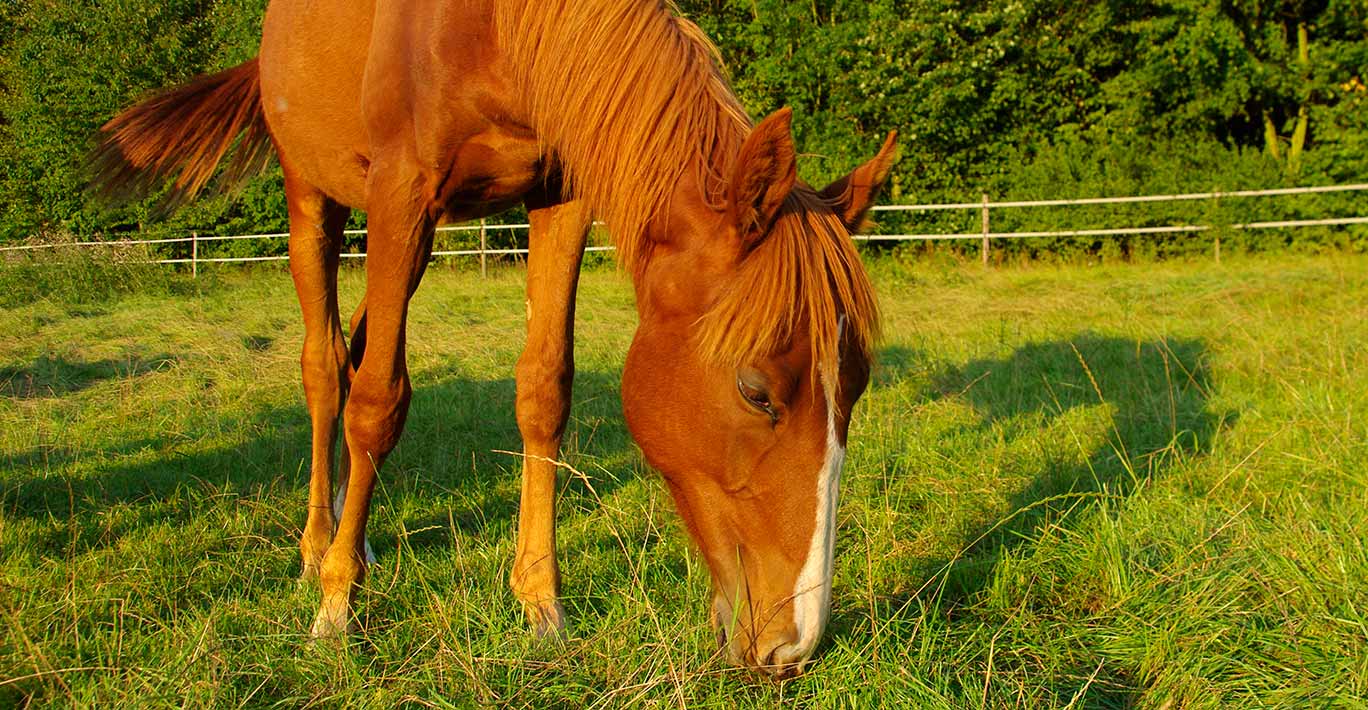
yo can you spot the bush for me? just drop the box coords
[1,0,1364,261]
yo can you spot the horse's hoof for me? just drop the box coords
[309,595,355,639]
[298,563,320,583]
[525,599,568,639]
[309,614,352,640]
[362,538,377,567]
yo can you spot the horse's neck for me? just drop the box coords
[497,0,749,274]
[628,172,745,327]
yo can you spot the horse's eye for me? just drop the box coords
[737,376,774,417]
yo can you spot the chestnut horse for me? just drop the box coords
[92,0,895,676]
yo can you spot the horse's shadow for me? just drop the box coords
[0,351,181,399]
[2,363,636,573]
[376,365,638,554]
[933,335,1227,594]
[829,333,1234,700]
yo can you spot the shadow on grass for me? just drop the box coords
[1,365,635,567]
[0,350,649,707]
[5,327,1239,703]
[832,333,1234,704]
[0,351,181,399]
[378,366,637,553]
[930,334,1229,595]
[871,344,928,388]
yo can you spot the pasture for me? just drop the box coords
[2,253,1365,707]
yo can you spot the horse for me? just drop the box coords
[90,0,895,677]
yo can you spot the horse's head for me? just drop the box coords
[622,109,896,677]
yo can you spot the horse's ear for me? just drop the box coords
[728,107,797,251]
[819,130,899,232]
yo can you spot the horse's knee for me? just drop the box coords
[343,374,411,461]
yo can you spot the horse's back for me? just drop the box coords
[259,0,523,217]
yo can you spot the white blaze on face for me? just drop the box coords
[785,318,846,669]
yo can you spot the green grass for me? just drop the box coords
[2,253,1366,708]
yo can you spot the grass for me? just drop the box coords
[1,252,1366,708]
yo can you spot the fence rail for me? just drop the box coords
[865,182,1368,211]
[3,183,1365,270]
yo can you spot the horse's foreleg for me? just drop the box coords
[510,198,590,637]
[311,162,433,638]
[334,295,376,566]
[285,167,351,581]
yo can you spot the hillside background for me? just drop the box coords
[1,0,1365,258]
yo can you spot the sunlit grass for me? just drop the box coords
[2,253,1365,707]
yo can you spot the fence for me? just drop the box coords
[3,183,1366,271]
[863,183,1368,265]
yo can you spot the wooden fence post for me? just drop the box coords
[191,232,198,278]
[1212,187,1221,264]
[479,218,487,278]
[980,193,990,266]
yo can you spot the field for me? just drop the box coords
[2,253,1366,708]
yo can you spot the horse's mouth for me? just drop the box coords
[712,605,730,651]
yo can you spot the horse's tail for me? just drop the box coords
[89,58,272,210]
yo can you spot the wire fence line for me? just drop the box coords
[862,182,1368,265]
[856,216,1368,241]
[3,183,1365,270]
[865,182,1368,211]
[0,222,531,252]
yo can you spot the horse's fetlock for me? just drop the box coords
[319,554,364,591]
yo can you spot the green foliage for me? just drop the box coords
[0,0,1364,256]
[677,0,1367,260]
[0,0,269,241]
[682,0,1365,185]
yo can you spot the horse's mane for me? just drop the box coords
[696,188,880,382]
[497,0,878,377]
